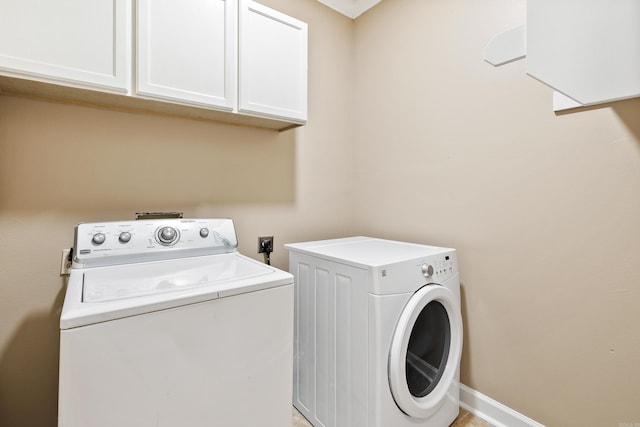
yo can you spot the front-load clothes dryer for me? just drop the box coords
[285,237,462,427]
[59,218,294,427]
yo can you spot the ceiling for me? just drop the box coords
[315,0,383,19]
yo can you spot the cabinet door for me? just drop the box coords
[0,0,131,93]
[137,0,237,110]
[527,0,640,105]
[239,0,307,123]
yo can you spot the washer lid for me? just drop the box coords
[60,253,293,329]
[83,252,271,302]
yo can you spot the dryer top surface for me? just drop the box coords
[285,236,454,268]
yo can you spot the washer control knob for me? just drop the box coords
[91,233,106,245]
[421,263,434,278]
[199,228,209,238]
[119,232,132,243]
[158,227,178,245]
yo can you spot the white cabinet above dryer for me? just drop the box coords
[527,0,640,107]
[485,0,640,111]
[0,0,131,93]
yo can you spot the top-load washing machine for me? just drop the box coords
[286,237,462,427]
[59,218,294,427]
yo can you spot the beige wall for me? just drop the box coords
[0,1,353,425]
[2,1,639,426]
[354,0,640,426]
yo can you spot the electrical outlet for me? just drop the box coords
[258,236,274,254]
[60,248,72,276]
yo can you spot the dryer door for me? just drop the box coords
[388,284,462,418]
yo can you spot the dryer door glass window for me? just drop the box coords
[406,301,450,397]
[388,284,462,418]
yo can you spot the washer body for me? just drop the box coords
[286,237,462,427]
[59,218,294,427]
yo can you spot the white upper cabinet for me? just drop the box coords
[527,0,640,106]
[136,0,237,110]
[0,0,131,93]
[138,0,306,121]
[0,0,307,129]
[239,0,308,123]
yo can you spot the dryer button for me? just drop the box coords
[421,263,434,278]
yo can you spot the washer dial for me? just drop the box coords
[157,226,179,246]
[91,233,106,245]
[119,232,132,243]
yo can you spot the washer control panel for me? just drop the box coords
[73,218,237,267]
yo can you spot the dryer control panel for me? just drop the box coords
[419,254,456,282]
[73,218,238,268]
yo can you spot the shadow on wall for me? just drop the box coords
[0,96,298,213]
[0,285,65,427]
[556,96,640,143]
[612,97,640,141]
[458,282,473,387]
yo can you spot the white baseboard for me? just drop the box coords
[459,384,545,427]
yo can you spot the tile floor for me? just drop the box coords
[451,409,495,427]
[293,407,493,427]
